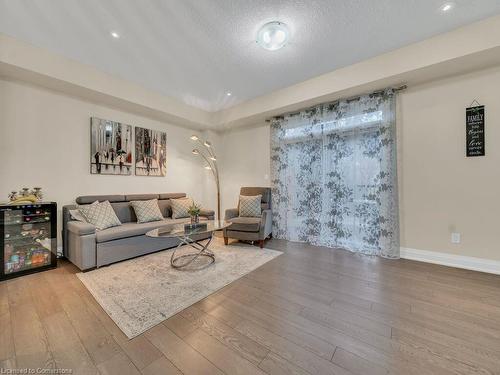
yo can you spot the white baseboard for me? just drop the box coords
[400,247,500,275]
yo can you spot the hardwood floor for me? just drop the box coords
[1,238,500,374]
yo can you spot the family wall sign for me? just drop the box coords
[466,104,485,157]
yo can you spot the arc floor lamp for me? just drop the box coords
[190,135,221,220]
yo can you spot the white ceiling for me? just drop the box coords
[1,0,500,112]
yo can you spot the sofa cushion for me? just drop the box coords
[241,187,271,204]
[95,218,190,243]
[159,193,186,200]
[158,199,172,218]
[111,201,136,223]
[131,199,164,223]
[76,195,125,204]
[79,201,122,231]
[125,194,159,201]
[226,216,261,232]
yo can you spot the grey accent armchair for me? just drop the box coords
[223,187,272,248]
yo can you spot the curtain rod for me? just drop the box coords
[265,85,407,122]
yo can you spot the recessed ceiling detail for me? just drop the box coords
[0,0,499,112]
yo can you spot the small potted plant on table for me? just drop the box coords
[188,203,202,224]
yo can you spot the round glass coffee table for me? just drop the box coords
[146,220,231,270]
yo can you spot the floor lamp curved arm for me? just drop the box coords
[190,135,221,221]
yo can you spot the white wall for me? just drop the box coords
[0,79,216,245]
[218,66,500,262]
[398,66,500,261]
[219,125,271,213]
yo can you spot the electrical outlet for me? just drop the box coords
[451,232,461,244]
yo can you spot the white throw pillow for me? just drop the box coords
[171,197,194,219]
[70,200,99,222]
[70,209,87,222]
[239,195,262,217]
[131,199,164,223]
[79,200,122,230]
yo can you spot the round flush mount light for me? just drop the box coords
[256,21,289,51]
[110,31,120,39]
[440,2,455,12]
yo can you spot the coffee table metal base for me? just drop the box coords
[171,234,215,270]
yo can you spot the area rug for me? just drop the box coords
[77,242,282,338]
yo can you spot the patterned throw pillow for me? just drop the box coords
[71,200,99,222]
[79,200,122,230]
[131,199,164,223]
[239,195,262,217]
[70,210,87,222]
[171,197,193,219]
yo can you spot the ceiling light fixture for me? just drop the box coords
[110,31,120,39]
[226,92,232,96]
[256,21,289,51]
[440,2,455,12]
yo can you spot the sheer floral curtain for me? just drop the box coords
[270,89,399,258]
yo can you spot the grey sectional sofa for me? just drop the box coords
[62,193,214,270]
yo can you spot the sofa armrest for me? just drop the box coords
[225,208,239,220]
[67,221,96,236]
[66,221,97,270]
[200,209,215,219]
[259,209,273,237]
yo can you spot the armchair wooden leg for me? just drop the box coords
[224,236,228,245]
[259,240,264,249]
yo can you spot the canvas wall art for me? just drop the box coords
[90,117,133,175]
[135,127,167,176]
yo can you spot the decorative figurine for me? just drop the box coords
[7,187,44,204]
[8,191,18,201]
[31,187,43,201]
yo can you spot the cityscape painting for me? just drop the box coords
[90,117,133,175]
[135,126,167,177]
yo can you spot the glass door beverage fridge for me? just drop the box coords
[1,202,57,280]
